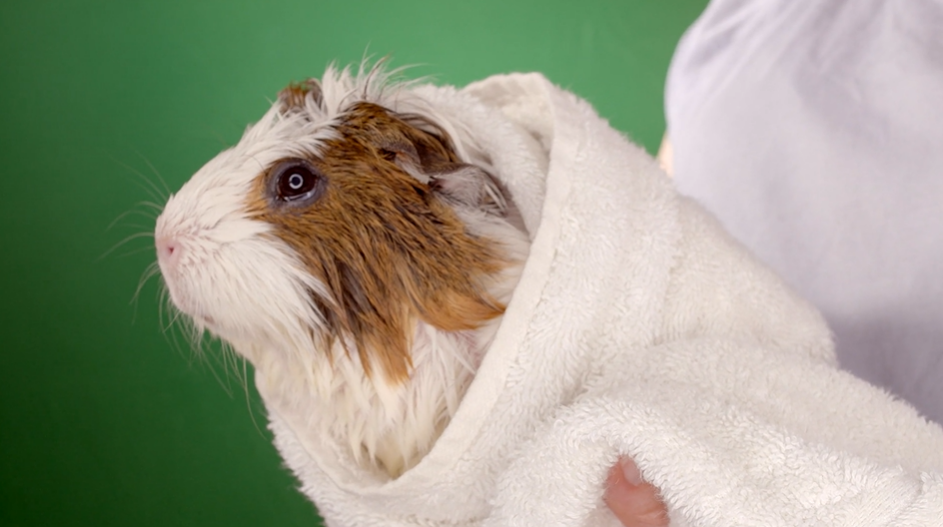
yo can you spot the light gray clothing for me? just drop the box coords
[666,0,943,424]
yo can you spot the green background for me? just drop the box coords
[0,1,706,525]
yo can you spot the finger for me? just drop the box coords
[603,458,669,527]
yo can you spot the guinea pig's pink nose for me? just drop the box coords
[155,237,181,268]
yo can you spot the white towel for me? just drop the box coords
[258,73,943,526]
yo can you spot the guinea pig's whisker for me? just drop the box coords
[199,338,236,399]
[156,283,170,325]
[222,344,258,408]
[98,231,155,261]
[188,321,208,354]
[186,333,255,401]
[134,150,172,198]
[222,343,245,385]
[240,358,269,440]
[112,157,169,203]
[106,207,158,232]
[130,202,163,221]
[156,285,194,363]
[132,261,162,306]
[204,126,236,149]
[160,294,181,342]
[121,222,156,232]
[169,314,211,374]
[115,245,158,259]
[126,260,157,324]
[163,302,186,334]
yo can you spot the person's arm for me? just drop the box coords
[656,134,673,177]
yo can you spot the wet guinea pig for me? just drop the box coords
[154,64,530,478]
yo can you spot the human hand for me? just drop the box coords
[604,457,669,527]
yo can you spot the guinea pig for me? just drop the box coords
[154,63,530,478]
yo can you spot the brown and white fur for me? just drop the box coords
[154,64,529,478]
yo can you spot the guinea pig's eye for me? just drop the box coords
[271,160,324,204]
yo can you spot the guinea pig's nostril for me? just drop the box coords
[156,237,181,266]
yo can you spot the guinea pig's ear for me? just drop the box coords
[385,112,515,216]
[278,78,323,113]
[404,115,458,166]
[429,164,512,215]
[381,113,458,176]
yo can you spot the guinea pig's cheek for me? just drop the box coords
[156,244,221,325]
[191,242,296,340]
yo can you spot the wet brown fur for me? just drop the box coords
[248,101,510,383]
[278,79,323,111]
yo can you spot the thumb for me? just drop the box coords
[603,458,669,527]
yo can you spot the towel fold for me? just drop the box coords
[260,72,943,526]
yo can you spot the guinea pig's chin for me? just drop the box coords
[160,278,212,327]
[170,300,230,340]
[166,292,253,344]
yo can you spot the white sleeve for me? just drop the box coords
[664,0,943,426]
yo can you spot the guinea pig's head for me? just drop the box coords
[154,66,521,386]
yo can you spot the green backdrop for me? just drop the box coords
[0,1,707,525]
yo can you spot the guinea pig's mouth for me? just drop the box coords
[194,313,217,326]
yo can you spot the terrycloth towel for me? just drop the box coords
[258,73,943,526]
